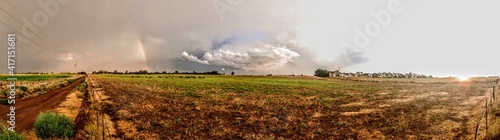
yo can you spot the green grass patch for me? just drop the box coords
[34,112,76,139]
[0,74,70,81]
[95,74,382,96]
[76,82,87,92]
[0,121,25,140]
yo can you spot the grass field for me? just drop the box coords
[0,74,80,100]
[90,74,497,139]
[0,74,71,81]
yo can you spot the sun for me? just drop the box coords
[456,76,470,81]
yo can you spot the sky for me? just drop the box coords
[0,0,499,77]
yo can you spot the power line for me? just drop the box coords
[1,0,58,48]
[0,2,61,56]
[0,30,60,59]
[0,16,62,59]
[0,25,62,60]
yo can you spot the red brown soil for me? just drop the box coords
[0,77,84,132]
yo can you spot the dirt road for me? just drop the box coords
[0,77,84,132]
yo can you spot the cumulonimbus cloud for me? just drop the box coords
[181,42,300,70]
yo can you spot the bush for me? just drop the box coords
[0,99,9,105]
[0,121,25,140]
[76,82,86,91]
[19,86,27,92]
[77,93,84,99]
[34,112,76,139]
[487,118,500,139]
[314,69,330,77]
[0,132,25,140]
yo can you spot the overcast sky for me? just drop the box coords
[0,0,499,77]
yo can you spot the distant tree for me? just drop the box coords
[138,70,149,74]
[113,70,118,74]
[125,70,128,74]
[162,71,167,74]
[231,71,235,75]
[314,69,330,77]
[175,70,179,74]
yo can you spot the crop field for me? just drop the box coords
[90,74,497,139]
[0,74,79,100]
[0,74,70,81]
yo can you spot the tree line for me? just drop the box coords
[315,69,433,78]
[91,70,224,75]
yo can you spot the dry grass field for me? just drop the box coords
[89,75,497,139]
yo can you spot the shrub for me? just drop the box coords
[77,93,84,99]
[0,133,25,140]
[0,99,9,105]
[34,87,42,92]
[487,118,500,139]
[83,121,101,139]
[76,82,87,91]
[1,90,6,97]
[0,121,25,140]
[19,86,28,92]
[314,69,330,77]
[34,112,76,139]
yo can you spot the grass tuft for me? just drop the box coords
[0,122,25,140]
[34,112,76,139]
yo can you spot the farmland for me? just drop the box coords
[89,74,497,139]
[0,74,85,139]
[0,74,70,81]
[0,74,80,100]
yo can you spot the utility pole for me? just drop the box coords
[74,62,77,74]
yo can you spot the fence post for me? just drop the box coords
[494,86,496,101]
[486,99,488,132]
[102,114,105,140]
[475,123,479,140]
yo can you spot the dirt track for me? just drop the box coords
[0,77,84,132]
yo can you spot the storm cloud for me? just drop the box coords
[181,41,300,70]
[1,0,499,76]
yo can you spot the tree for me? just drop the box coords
[175,71,179,74]
[138,70,148,74]
[231,71,235,75]
[314,69,330,77]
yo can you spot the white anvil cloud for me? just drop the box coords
[181,42,300,70]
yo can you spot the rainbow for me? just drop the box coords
[136,36,149,70]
